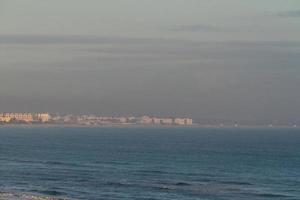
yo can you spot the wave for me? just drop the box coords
[241,192,293,198]
[255,193,293,198]
[0,158,82,168]
[0,191,69,200]
[103,181,134,188]
[101,180,183,191]
[135,170,166,174]
[133,169,205,177]
[174,182,192,186]
[218,180,253,186]
[43,161,81,167]
[30,189,67,196]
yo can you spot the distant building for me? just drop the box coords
[152,118,161,125]
[0,113,51,123]
[140,116,152,124]
[174,118,185,125]
[0,113,33,122]
[161,118,173,125]
[36,113,51,122]
[174,118,193,125]
[184,118,193,125]
[117,117,127,123]
[0,115,11,123]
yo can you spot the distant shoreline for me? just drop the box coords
[0,123,298,129]
[0,123,197,129]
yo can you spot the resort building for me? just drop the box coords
[0,113,51,123]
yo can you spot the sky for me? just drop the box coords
[0,0,300,123]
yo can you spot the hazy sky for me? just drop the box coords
[0,0,300,123]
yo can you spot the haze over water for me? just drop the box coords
[0,1,300,124]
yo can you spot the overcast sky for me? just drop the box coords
[0,0,300,123]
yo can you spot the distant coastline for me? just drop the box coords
[0,123,298,129]
[0,112,299,129]
[0,113,194,126]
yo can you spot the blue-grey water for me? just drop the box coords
[0,127,299,200]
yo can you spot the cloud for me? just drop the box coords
[1,34,300,121]
[277,10,300,17]
[0,35,177,45]
[169,24,218,32]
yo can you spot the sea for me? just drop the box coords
[0,127,299,200]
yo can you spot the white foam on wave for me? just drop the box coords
[0,192,68,200]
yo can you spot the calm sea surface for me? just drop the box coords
[0,127,299,200]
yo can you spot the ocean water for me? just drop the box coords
[0,127,299,200]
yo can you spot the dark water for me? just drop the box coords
[0,127,299,200]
